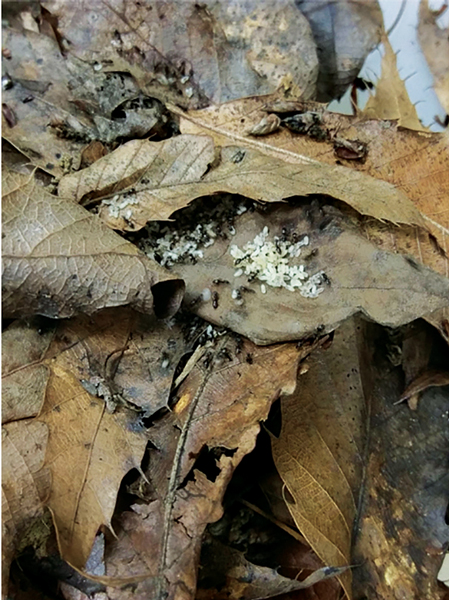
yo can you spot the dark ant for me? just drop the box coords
[203,351,213,368]
[217,348,232,361]
[212,291,219,309]
[235,337,243,354]
[234,255,250,265]
[303,248,318,261]
[213,279,230,285]
[321,273,331,285]
[239,286,255,294]
[245,353,253,364]
[190,295,202,307]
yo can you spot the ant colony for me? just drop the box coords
[139,195,329,305]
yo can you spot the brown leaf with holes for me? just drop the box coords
[2,168,184,319]
[1,307,192,588]
[418,0,449,115]
[170,201,449,344]
[101,335,310,600]
[272,318,368,599]
[362,36,428,132]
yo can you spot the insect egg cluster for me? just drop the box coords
[140,197,250,268]
[102,190,139,220]
[229,226,326,298]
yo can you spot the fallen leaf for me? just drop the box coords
[296,0,383,101]
[40,0,318,106]
[47,307,192,416]
[2,419,51,593]
[352,320,449,600]
[2,168,184,319]
[362,36,427,131]
[58,135,216,230]
[418,0,449,114]
[196,536,349,600]
[398,369,449,403]
[39,362,148,569]
[2,318,54,423]
[148,200,449,344]
[101,335,308,600]
[272,318,368,598]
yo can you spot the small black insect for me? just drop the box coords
[217,347,232,362]
[212,291,219,309]
[203,351,213,369]
[245,353,253,364]
[235,337,243,355]
[190,295,202,307]
[321,273,331,285]
[239,286,255,294]
[213,279,230,285]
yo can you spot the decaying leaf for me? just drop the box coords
[47,307,191,417]
[352,320,449,600]
[40,0,318,107]
[296,0,383,101]
[362,36,428,131]
[102,336,308,600]
[197,536,349,600]
[418,0,449,115]
[2,168,184,319]
[155,201,449,344]
[272,318,368,598]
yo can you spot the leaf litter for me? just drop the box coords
[3,2,449,599]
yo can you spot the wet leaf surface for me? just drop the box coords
[2,168,184,319]
[352,321,449,600]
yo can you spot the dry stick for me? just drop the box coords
[240,498,307,545]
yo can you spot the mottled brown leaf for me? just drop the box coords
[2,169,184,319]
[41,0,318,107]
[352,320,449,600]
[58,135,216,230]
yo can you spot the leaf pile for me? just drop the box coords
[2,2,449,600]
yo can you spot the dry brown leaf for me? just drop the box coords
[38,362,148,569]
[2,419,51,593]
[0,24,141,175]
[41,0,318,107]
[168,202,449,344]
[418,0,449,114]
[102,336,308,600]
[47,308,191,416]
[197,536,349,600]
[272,318,368,599]
[362,36,427,131]
[2,168,184,319]
[58,135,216,229]
[2,318,55,423]
[1,307,193,586]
